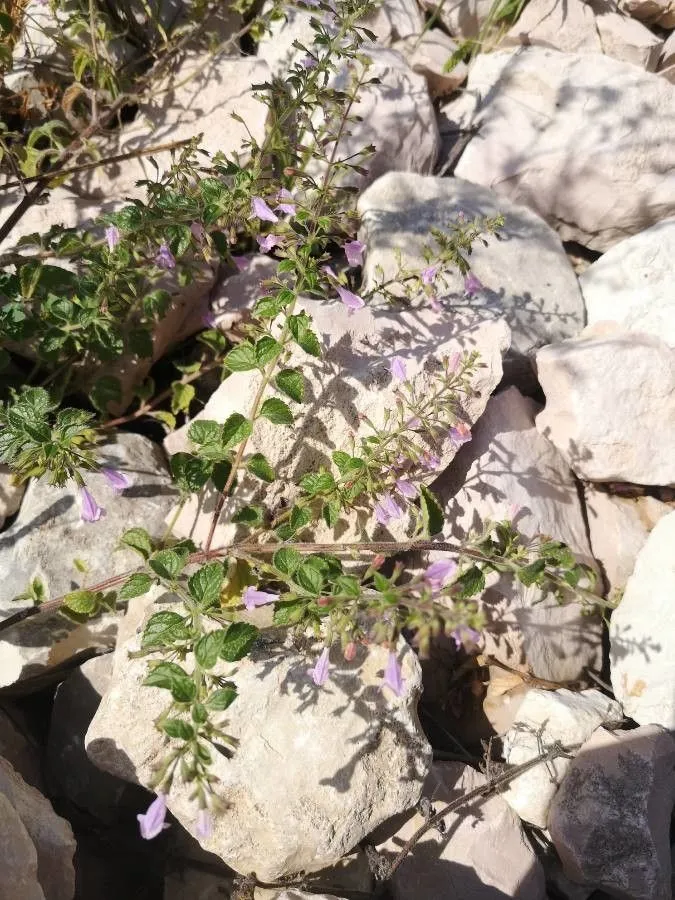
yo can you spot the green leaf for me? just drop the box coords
[206,685,238,710]
[119,573,154,600]
[322,500,340,528]
[171,382,195,415]
[246,453,275,482]
[144,661,196,702]
[120,527,153,559]
[222,413,252,449]
[419,484,444,537]
[128,327,154,359]
[291,505,311,530]
[454,566,486,599]
[260,398,293,425]
[517,559,547,587]
[253,296,282,318]
[273,599,307,625]
[225,342,257,372]
[162,719,194,741]
[62,590,97,615]
[151,410,176,431]
[333,575,360,598]
[149,549,187,580]
[255,335,281,366]
[195,631,224,669]
[296,561,324,595]
[90,376,122,414]
[170,452,212,493]
[188,420,222,446]
[232,505,263,525]
[299,472,335,496]
[220,622,259,661]
[275,369,305,402]
[142,611,188,648]
[192,703,208,724]
[142,289,172,318]
[273,547,302,576]
[188,562,224,607]
[288,313,321,357]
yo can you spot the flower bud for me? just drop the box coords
[343,641,357,661]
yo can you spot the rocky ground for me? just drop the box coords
[1,0,675,898]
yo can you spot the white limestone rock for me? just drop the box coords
[535,326,675,486]
[374,762,546,899]
[393,32,468,98]
[0,792,45,900]
[358,172,584,360]
[501,689,624,828]
[549,725,675,900]
[580,217,675,347]
[502,0,602,54]
[610,511,675,729]
[0,433,177,688]
[418,0,498,40]
[87,602,431,881]
[619,0,675,27]
[454,47,675,250]
[431,387,603,683]
[0,465,25,530]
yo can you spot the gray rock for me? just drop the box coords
[0,706,42,789]
[454,47,675,250]
[0,466,25,530]
[549,725,675,899]
[0,791,44,900]
[0,756,76,900]
[357,172,585,362]
[0,433,178,688]
[610,511,675,728]
[87,598,431,881]
[374,762,547,899]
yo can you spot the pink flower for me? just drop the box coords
[104,225,120,251]
[374,493,404,526]
[308,647,330,686]
[421,451,441,471]
[190,221,205,242]
[242,587,278,610]
[196,809,212,839]
[464,272,484,296]
[344,641,357,661]
[232,255,249,271]
[424,559,458,590]
[451,625,481,650]
[102,467,132,494]
[138,794,168,840]
[256,233,283,253]
[390,356,407,381]
[449,422,472,448]
[250,196,278,223]
[155,244,176,269]
[344,240,365,267]
[80,487,104,523]
[395,478,418,499]
[421,264,438,285]
[336,285,365,311]
[383,651,404,697]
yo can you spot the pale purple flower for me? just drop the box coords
[344,240,365,267]
[104,225,120,251]
[390,356,407,381]
[424,559,458,590]
[421,451,441,471]
[196,809,212,839]
[463,271,484,296]
[322,264,338,281]
[395,478,418,499]
[383,651,404,697]
[430,295,442,313]
[137,793,168,840]
[448,351,461,372]
[190,221,205,242]
[421,264,438,285]
[451,625,481,651]
[250,196,279,223]
[449,423,472,448]
[232,255,250,271]
[300,55,318,69]
[80,487,104,523]
[102,467,132,494]
[275,188,296,216]
[242,587,278,610]
[336,285,365,311]
[406,416,422,430]
[308,647,330,686]
[374,493,404,526]
[155,243,176,269]
[256,233,283,253]
[202,311,217,328]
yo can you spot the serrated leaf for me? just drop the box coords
[255,335,281,366]
[419,484,444,537]
[260,397,293,425]
[195,631,224,669]
[63,590,97,615]
[332,575,360,598]
[162,719,194,740]
[119,573,154,600]
[144,661,196,702]
[170,452,212,493]
[151,410,176,431]
[273,599,307,625]
[225,342,257,371]
[220,622,259,661]
[120,527,153,559]
[454,566,486,599]
[517,559,547,587]
[288,313,321,357]
[299,472,335,496]
[171,381,195,415]
[188,562,224,607]
[142,610,188,648]
[206,685,237,710]
[296,561,324,595]
[188,420,222,446]
[273,547,301,576]
[323,500,340,528]
[275,369,304,402]
[232,505,263,525]
[222,413,252,449]
[149,549,186,580]
[246,453,275,482]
